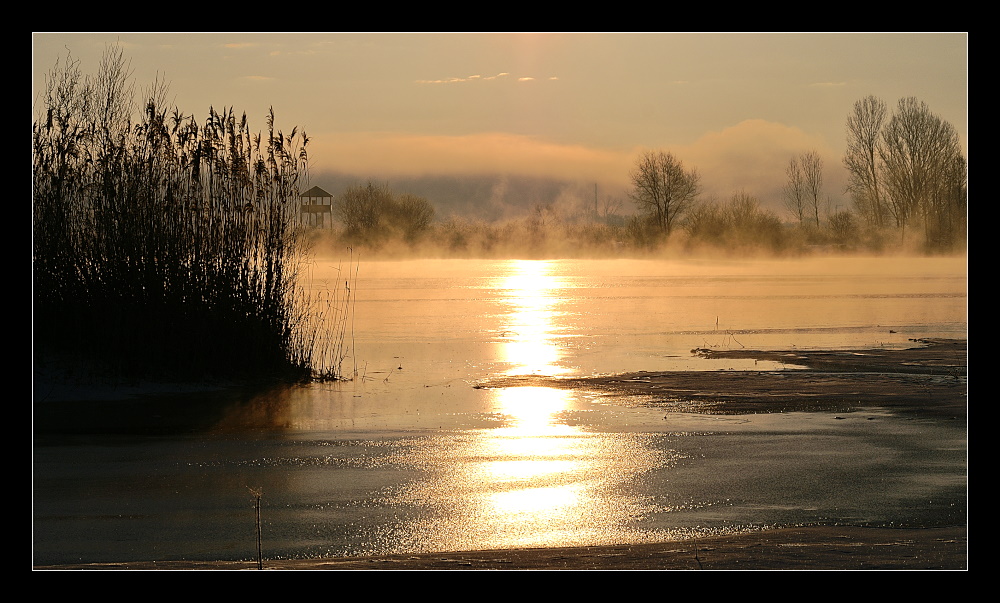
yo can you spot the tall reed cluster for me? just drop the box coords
[33,49,344,382]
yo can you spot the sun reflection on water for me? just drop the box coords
[499,260,570,376]
[478,386,588,481]
[363,260,677,554]
[384,385,670,553]
[489,484,584,520]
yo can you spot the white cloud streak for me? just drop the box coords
[416,72,511,84]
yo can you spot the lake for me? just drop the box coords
[32,255,967,565]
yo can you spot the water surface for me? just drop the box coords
[33,256,967,564]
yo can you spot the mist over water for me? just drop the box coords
[33,255,967,564]
[316,255,966,379]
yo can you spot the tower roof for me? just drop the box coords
[300,186,333,198]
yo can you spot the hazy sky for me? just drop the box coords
[32,32,967,210]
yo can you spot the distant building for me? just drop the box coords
[299,186,334,228]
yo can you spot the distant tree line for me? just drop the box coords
[622,151,790,253]
[310,95,965,258]
[684,191,786,252]
[621,95,966,254]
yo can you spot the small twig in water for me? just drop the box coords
[248,487,263,570]
[728,331,745,348]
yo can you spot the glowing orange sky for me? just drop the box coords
[32,32,967,205]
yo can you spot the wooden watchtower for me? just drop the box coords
[299,185,334,228]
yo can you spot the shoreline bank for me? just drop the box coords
[481,338,968,419]
[34,525,967,570]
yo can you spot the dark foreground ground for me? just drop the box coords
[35,526,966,570]
[34,339,968,571]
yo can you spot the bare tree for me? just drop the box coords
[801,150,824,227]
[784,152,823,226]
[336,181,435,245]
[336,181,393,239]
[392,193,435,242]
[880,97,965,238]
[783,156,806,223]
[842,95,966,249]
[628,150,700,235]
[843,95,888,227]
[597,194,623,223]
[930,153,968,247]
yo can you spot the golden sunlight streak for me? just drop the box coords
[499,260,570,376]
[459,386,597,542]
[476,386,586,484]
[381,386,668,553]
[489,484,584,520]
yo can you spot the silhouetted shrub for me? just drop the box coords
[335,181,435,247]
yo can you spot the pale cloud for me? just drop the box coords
[673,119,846,210]
[310,131,633,187]
[308,119,848,215]
[414,72,548,85]
[416,72,510,84]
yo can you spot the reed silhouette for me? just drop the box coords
[33,48,346,382]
